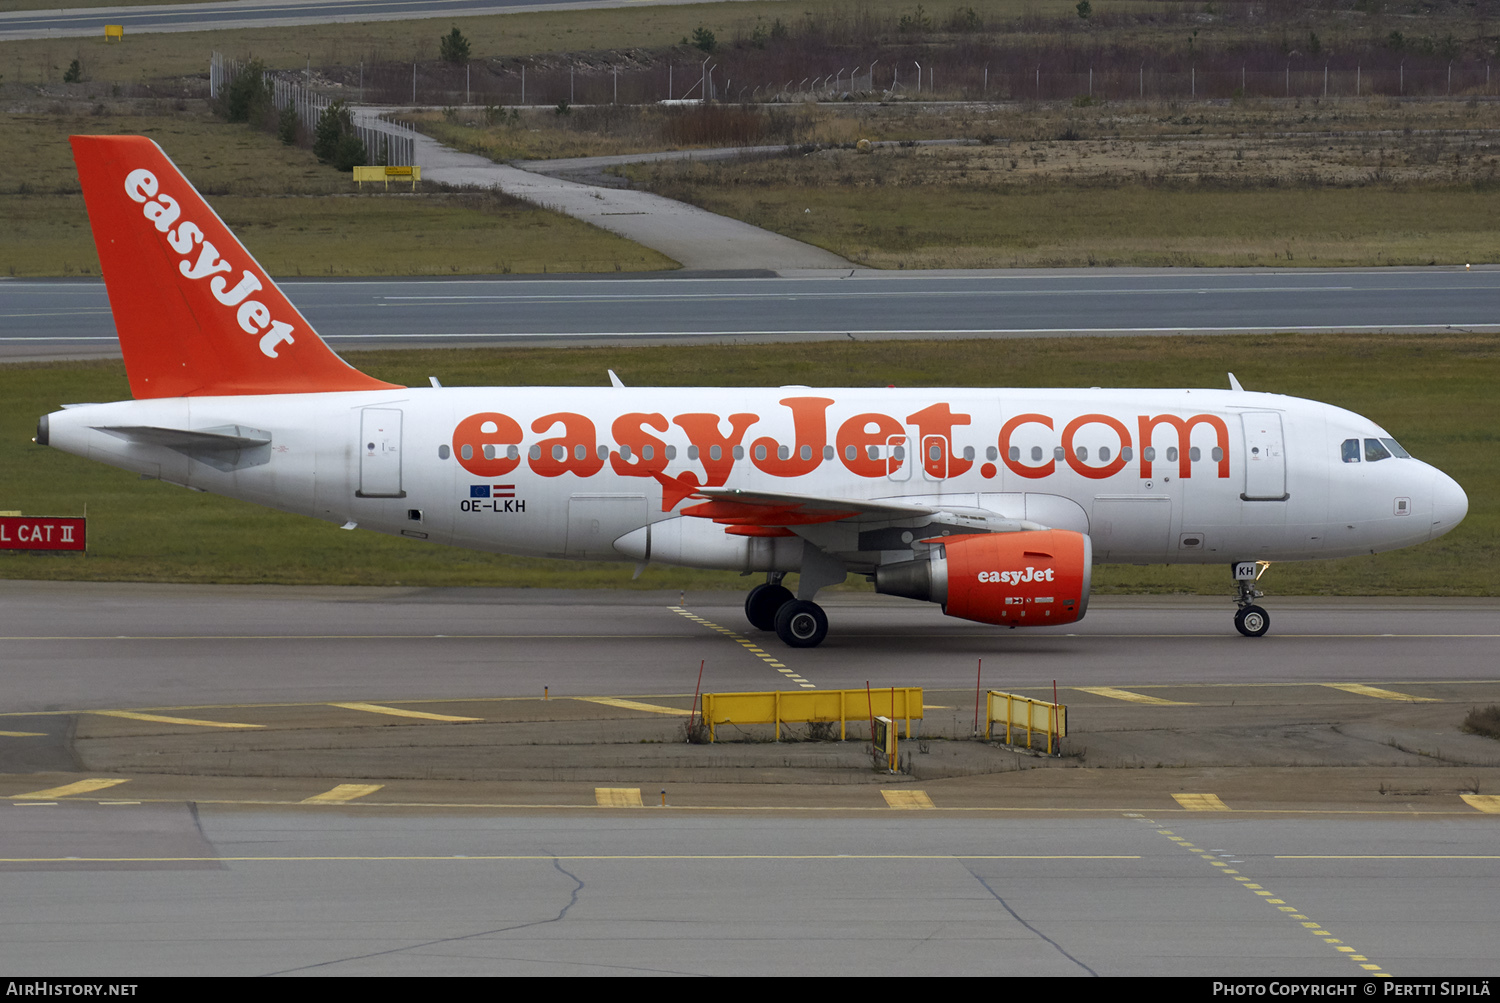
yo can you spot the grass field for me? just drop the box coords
[2,333,1494,595]
[618,97,1500,269]
[0,109,676,276]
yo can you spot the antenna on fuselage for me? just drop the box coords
[608,370,626,388]
[1227,372,1245,392]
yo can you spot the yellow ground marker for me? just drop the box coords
[0,731,45,738]
[1322,683,1438,702]
[329,702,480,722]
[1460,794,1500,814]
[1173,793,1231,811]
[595,787,644,807]
[882,790,935,809]
[12,778,129,800]
[575,697,692,716]
[301,784,385,804]
[91,710,262,729]
[1075,686,1196,706]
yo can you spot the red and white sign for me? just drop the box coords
[0,517,86,551]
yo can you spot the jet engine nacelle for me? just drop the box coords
[874,529,1092,627]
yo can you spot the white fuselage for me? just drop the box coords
[43,385,1467,575]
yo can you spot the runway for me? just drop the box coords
[4,267,1498,360]
[1,583,1497,974]
[0,0,728,40]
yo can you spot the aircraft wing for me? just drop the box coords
[676,484,1044,539]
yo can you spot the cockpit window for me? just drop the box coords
[1381,437,1411,459]
[1364,438,1392,462]
[1341,438,1360,463]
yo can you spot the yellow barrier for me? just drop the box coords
[700,687,921,743]
[353,165,421,190]
[986,690,1066,754]
[104,25,123,41]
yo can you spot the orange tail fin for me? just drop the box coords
[71,135,400,399]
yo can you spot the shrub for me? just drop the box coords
[63,59,81,83]
[898,5,932,32]
[220,59,273,125]
[440,27,471,65]
[691,26,716,53]
[1076,0,1091,20]
[313,100,365,171]
[276,103,299,145]
[1462,705,1500,741]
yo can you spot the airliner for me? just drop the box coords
[35,136,1469,648]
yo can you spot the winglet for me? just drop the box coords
[70,135,401,399]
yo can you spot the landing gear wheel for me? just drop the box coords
[1234,604,1270,638]
[745,583,793,631]
[774,599,828,648]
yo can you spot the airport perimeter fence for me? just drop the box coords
[212,48,1499,109]
[209,52,415,167]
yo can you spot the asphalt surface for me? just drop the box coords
[366,110,853,271]
[5,267,1499,359]
[1,583,1497,975]
[1,807,1495,976]
[3,584,1498,710]
[0,0,731,39]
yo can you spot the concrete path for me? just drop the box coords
[359,110,854,272]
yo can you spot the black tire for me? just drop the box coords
[1234,604,1270,637]
[744,583,794,631]
[774,599,828,648]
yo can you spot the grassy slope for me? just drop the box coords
[0,110,676,277]
[2,333,1494,594]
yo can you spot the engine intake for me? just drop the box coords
[874,529,1092,627]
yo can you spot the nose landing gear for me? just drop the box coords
[1232,561,1271,637]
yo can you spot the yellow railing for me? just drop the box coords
[986,690,1066,754]
[699,687,922,742]
[353,165,421,190]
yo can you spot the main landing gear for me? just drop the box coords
[1232,562,1271,638]
[744,574,828,648]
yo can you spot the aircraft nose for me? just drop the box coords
[1429,469,1468,541]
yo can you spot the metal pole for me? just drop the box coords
[522,65,525,105]
[359,61,363,103]
[412,62,416,104]
[1140,64,1143,98]
[613,68,617,104]
[1324,63,1328,98]
[466,63,470,105]
[702,56,710,104]
[914,60,921,95]
[570,65,574,104]
[1089,66,1092,96]
[1192,65,1195,97]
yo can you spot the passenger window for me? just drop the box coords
[1099,447,1111,462]
[1364,438,1392,462]
[1166,447,1178,462]
[1009,446,1020,462]
[1189,446,1201,462]
[986,446,998,461]
[1031,446,1044,462]
[1341,438,1360,463]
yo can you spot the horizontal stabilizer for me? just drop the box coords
[96,424,272,472]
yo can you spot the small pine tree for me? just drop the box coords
[1076,0,1092,20]
[63,59,81,83]
[691,27,716,53]
[277,103,299,145]
[440,27,471,65]
[221,59,273,124]
[314,100,356,165]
